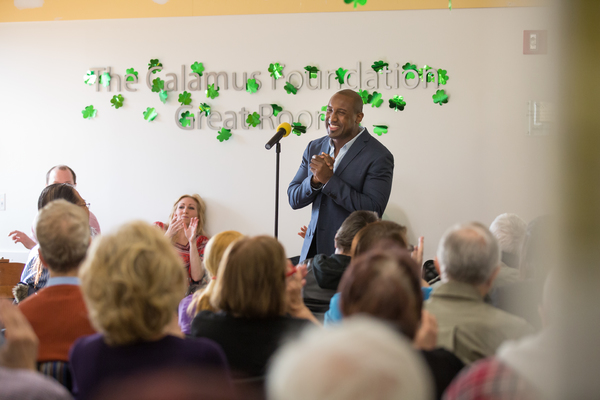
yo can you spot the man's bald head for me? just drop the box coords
[335,89,364,114]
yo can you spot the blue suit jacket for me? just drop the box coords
[288,129,394,262]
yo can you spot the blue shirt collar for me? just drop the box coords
[46,276,80,287]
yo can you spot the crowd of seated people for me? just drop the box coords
[4,168,563,399]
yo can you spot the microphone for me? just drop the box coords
[265,122,292,150]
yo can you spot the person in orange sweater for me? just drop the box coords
[19,199,95,364]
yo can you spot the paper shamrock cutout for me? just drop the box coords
[110,94,124,109]
[271,104,283,117]
[143,107,158,121]
[418,65,432,82]
[246,112,261,128]
[292,122,306,136]
[246,78,259,94]
[125,68,138,82]
[449,0,452,10]
[268,63,283,80]
[433,90,449,106]
[373,125,388,136]
[148,59,162,73]
[320,105,327,121]
[438,69,449,85]
[344,0,367,8]
[372,61,389,74]
[358,89,370,104]
[206,84,220,99]
[284,82,298,95]
[388,95,406,112]
[217,127,232,142]
[402,63,418,79]
[159,90,168,104]
[82,105,97,119]
[335,68,348,84]
[151,77,164,93]
[83,70,96,86]
[179,111,195,127]
[178,91,192,106]
[190,62,205,76]
[304,66,319,79]
[370,92,383,108]
[100,72,111,88]
[199,103,211,116]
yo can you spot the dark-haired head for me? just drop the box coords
[351,220,408,258]
[37,183,87,217]
[334,210,380,254]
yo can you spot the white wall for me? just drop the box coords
[0,7,556,262]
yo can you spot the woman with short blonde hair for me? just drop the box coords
[70,221,229,400]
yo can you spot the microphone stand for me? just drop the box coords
[274,142,281,238]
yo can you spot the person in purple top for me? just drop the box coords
[69,221,230,400]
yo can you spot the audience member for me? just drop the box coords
[178,230,244,335]
[69,221,229,400]
[9,165,101,250]
[0,300,73,400]
[339,247,464,399]
[267,316,433,400]
[16,184,92,298]
[155,194,209,292]
[191,236,318,380]
[302,210,379,317]
[488,213,527,289]
[425,222,534,364]
[18,200,95,388]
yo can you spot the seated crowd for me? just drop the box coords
[2,165,557,400]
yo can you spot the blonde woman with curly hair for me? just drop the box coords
[69,221,229,400]
[177,230,244,335]
[154,194,209,290]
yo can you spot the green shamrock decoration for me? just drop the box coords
[402,63,418,79]
[125,68,138,82]
[304,66,319,79]
[159,90,168,104]
[246,78,259,94]
[320,105,327,121]
[418,65,431,82]
[335,67,348,84]
[268,63,283,79]
[190,62,205,76]
[82,105,97,119]
[433,90,449,106]
[206,84,220,99]
[246,112,261,128]
[110,94,124,109]
[271,104,283,117]
[358,89,370,104]
[100,72,111,88]
[151,77,164,93]
[178,91,192,106]
[217,127,232,142]
[371,61,389,74]
[143,107,158,121]
[370,92,384,108]
[292,122,306,136]
[83,70,96,86]
[449,0,452,10]
[388,95,406,112]
[284,82,298,95]
[199,103,211,116]
[148,59,162,73]
[438,69,449,85]
[344,0,367,8]
[373,125,388,136]
[179,111,195,127]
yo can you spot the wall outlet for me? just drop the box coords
[0,194,5,211]
[523,30,547,55]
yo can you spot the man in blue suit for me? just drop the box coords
[288,89,394,262]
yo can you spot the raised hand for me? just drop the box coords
[8,231,36,250]
[184,217,198,243]
[165,215,185,239]
[298,225,307,239]
[310,154,334,185]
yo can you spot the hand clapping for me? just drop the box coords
[310,152,334,185]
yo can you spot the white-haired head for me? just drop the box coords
[437,222,500,285]
[489,213,527,265]
[267,316,433,400]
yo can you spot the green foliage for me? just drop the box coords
[358,89,370,104]
[402,63,418,80]
[143,107,158,121]
[371,60,389,74]
[100,72,111,88]
[388,95,406,112]
[284,82,298,95]
[335,67,348,84]
[304,65,319,79]
[190,62,205,76]
[82,105,97,119]
[178,91,192,106]
[292,122,306,136]
[217,127,232,142]
[370,92,383,108]
[246,78,259,94]
[125,68,138,82]
[110,94,124,109]
[199,103,211,116]
[206,84,220,99]
[148,59,163,73]
[246,112,261,128]
[83,70,96,85]
[268,62,283,79]
[344,0,367,8]
[159,89,168,104]
[432,90,449,106]
[373,125,388,136]
[271,104,283,117]
[179,111,194,127]
[151,77,165,93]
